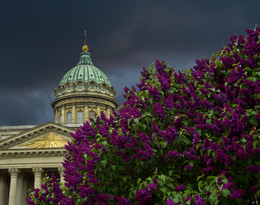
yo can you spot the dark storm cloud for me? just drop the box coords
[0,0,259,125]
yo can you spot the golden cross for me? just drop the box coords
[84,30,87,45]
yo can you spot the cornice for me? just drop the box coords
[51,92,118,108]
[0,148,67,158]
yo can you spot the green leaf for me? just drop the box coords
[159,175,166,184]
[222,189,231,198]
[102,140,107,146]
[160,187,167,194]
[198,181,204,190]
[160,141,168,148]
[100,160,107,168]
[209,193,218,204]
[134,118,140,124]
[166,183,175,189]
[208,149,213,156]
[197,174,204,181]
[249,117,258,126]
[253,140,259,148]
[221,178,228,184]
[137,178,142,186]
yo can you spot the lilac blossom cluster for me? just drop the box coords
[28,28,259,204]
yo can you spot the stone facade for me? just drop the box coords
[0,122,76,205]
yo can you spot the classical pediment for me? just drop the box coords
[0,122,75,150]
[12,132,71,149]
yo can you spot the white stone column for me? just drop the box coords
[72,104,76,124]
[61,106,65,124]
[97,104,100,115]
[58,166,65,184]
[21,175,28,205]
[32,167,43,189]
[84,104,89,122]
[16,174,23,205]
[106,106,110,118]
[8,168,20,205]
[0,173,5,205]
[55,110,58,124]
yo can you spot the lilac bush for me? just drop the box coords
[28,28,260,204]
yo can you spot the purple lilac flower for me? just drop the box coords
[246,165,259,174]
[233,142,243,151]
[147,183,157,192]
[185,165,193,171]
[155,60,167,76]
[184,196,192,203]
[165,198,176,205]
[149,86,161,101]
[252,148,260,155]
[215,149,226,163]
[231,189,244,199]
[113,196,131,205]
[206,159,214,167]
[225,155,234,167]
[137,131,151,144]
[222,182,235,190]
[250,186,259,193]
[151,122,159,133]
[237,150,249,159]
[184,148,200,161]
[157,75,171,92]
[153,102,167,119]
[201,166,215,174]
[140,67,150,80]
[226,145,233,151]
[96,194,111,203]
[134,189,152,203]
[175,184,186,192]
[167,151,182,158]
[163,96,174,108]
[160,127,179,144]
[203,138,211,149]
[195,195,205,205]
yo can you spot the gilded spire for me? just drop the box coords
[82,30,89,52]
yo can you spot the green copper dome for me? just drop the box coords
[59,52,112,86]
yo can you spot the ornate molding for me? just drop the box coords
[32,167,43,177]
[8,168,20,177]
[58,166,65,174]
[0,148,67,159]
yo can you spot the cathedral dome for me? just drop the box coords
[51,41,118,125]
[59,52,112,88]
[54,50,116,98]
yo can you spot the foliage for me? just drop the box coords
[27,28,260,204]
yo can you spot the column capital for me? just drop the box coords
[32,167,43,177]
[8,168,20,177]
[58,166,65,173]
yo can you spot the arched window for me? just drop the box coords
[78,84,82,89]
[66,112,72,124]
[89,111,95,120]
[77,111,84,124]
[90,83,94,89]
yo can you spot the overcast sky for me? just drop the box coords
[0,0,259,126]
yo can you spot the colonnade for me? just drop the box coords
[0,167,65,205]
[55,103,112,125]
